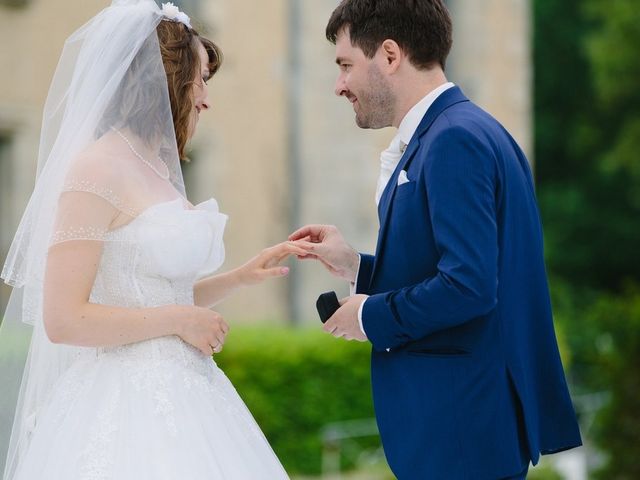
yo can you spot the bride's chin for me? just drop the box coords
[187,120,198,140]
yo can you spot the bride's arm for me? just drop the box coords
[43,241,228,355]
[193,242,306,308]
[44,240,227,355]
[42,187,228,355]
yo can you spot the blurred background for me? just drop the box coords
[0,0,638,478]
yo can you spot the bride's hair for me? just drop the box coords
[157,20,223,160]
[98,20,222,161]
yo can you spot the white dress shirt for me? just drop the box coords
[353,82,456,337]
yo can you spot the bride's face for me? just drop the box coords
[189,42,211,138]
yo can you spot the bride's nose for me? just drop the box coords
[196,95,210,111]
[196,87,211,111]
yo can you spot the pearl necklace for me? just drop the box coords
[111,127,170,180]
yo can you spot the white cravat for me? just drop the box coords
[375,135,406,206]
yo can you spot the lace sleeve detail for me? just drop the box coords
[50,225,110,244]
[49,188,125,247]
[62,179,139,218]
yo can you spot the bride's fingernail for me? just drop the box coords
[281,267,290,275]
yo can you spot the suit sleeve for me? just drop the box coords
[354,254,375,295]
[362,126,499,351]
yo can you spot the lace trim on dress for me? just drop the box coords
[62,179,140,218]
[79,383,121,480]
[50,225,110,244]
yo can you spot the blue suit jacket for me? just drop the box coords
[357,87,582,479]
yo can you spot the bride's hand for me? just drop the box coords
[177,306,229,355]
[237,242,307,286]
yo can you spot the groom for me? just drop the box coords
[290,1,582,479]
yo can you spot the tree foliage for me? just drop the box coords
[534,0,640,476]
[535,0,640,291]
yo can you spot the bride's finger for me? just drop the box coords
[263,266,290,278]
[263,246,307,263]
[214,333,225,347]
[281,241,308,255]
[264,242,307,258]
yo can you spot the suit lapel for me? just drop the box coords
[369,87,470,287]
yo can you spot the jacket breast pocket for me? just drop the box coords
[393,181,416,200]
[390,181,417,219]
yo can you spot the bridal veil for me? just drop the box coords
[0,1,190,476]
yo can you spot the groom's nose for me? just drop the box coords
[334,75,348,97]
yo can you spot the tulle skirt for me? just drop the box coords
[11,337,289,479]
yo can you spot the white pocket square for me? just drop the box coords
[397,170,410,186]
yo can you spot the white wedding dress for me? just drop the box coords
[11,198,289,480]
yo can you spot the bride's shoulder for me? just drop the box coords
[66,136,132,185]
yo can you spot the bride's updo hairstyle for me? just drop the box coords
[156,20,223,160]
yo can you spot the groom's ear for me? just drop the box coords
[379,39,402,73]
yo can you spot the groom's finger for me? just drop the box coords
[296,254,318,261]
[292,240,323,254]
[288,225,326,242]
[323,311,343,336]
[295,240,331,260]
[322,316,336,333]
[292,240,318,249]
[288,225,314,241]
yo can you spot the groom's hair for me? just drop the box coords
[326,0,452,71]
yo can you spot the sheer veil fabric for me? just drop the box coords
[0,1,192,475]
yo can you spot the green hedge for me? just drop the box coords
[214,327,379,475]
[549,279,640,479]
[586,287,640,479]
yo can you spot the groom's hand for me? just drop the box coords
[323,295,368,342]
[289,224,359,283]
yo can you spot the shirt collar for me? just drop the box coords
[397,82,455,151]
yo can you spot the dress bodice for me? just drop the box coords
[90,197,227,309]
[86,197,227,364]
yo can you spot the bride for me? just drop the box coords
[0,1,299,478]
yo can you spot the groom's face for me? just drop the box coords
[334,29,395,129]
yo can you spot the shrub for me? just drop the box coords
[587,287,640,479]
